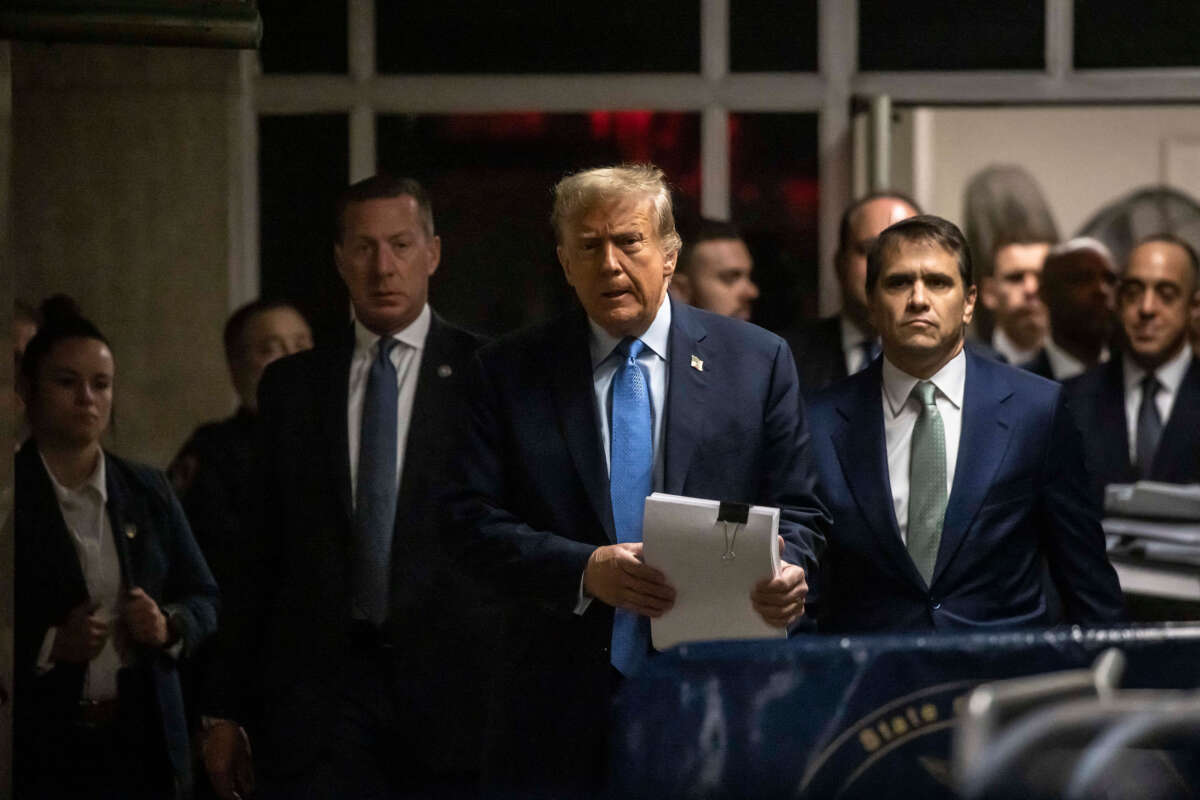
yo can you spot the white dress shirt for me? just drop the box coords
[576,295,672,613]
[992,328,1041,366]
[840,315,878,375]
[36,450,125,701]
[881,348,966,545]
[1043,335,1108,381]
[347,304,431,505]
[1122,342,1193,464]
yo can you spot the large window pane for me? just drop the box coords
[377,112,701,335]
[1075,0,1200,69]
[259,115,349,346]
[729,113,819,332]
[258,0,347,73]
[376,2,699,73]
[859,0,1044,71]
[730,0,817,72]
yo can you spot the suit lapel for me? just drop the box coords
[552,310,616,542]
[831,364,926,588]
[1153,357,1200,481]
[103,453,140,588]
[1095,360,1134,479]
[18,442,89,600]
[664,301,709,495]
[323,328,356,525]
[932,352,1013,586]
[397,313,451,511]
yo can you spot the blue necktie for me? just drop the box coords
[609,337,653,676]
[352,338,399,626]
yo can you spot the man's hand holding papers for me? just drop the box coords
[751,536,809,628]
[584,542,677,617]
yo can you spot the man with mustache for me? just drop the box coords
[1064,233,1200,503]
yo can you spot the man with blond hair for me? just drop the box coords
[450,164,828,796]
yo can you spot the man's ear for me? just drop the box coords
[963,284,978,326]
[333,243,345,279]
[427,235,442,276]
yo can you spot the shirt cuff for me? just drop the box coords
[36,628,58,674]
[573,571,593,616]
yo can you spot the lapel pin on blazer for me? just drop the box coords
[437,364,453,378]
[124,522,138,540]
[690,355,704,372]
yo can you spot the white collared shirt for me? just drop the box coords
[1043,335,1108,381]
[881,348,967,545]
[588,294,671,486]
[36,450,125,701]
[992,327,1041,367]
[347,304,431,505]
[840,314,878,375]
[1122,342,1193,464]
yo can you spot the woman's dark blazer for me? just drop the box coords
[14,439,219,795]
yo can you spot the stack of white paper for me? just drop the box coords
[641,492,783,650]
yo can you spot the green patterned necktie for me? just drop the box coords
[907,381,946,586]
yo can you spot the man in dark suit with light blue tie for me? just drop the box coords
[807,215,1124,633]
[450,164,829,796]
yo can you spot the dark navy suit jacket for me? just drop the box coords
[782,314,847,400]
[209,313,497,781]
[1062,355,1200,504]
[14,440,219,795]
[807,348,1125,633]
[449,298,829,793]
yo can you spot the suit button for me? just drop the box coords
[931,600,941,610]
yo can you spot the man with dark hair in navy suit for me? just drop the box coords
[1064,233,1200,503]
[807,214,1124,633]
[450,164,829,796]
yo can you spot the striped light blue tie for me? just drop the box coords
[352,337,399,626]
[609,337,653,676]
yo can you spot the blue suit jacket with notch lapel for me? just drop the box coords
[449,297,829,791]
[807,347,1125,633]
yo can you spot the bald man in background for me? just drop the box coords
[1064,234,1200,503]
[784,191,921,397]
[1023,238,1118,381]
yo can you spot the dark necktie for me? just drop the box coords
[352,338,399,626]
[907,381,946,586]
[609,337,652,676]
[1136,373,1162,477]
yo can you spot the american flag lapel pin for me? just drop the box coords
[690,354,704,372]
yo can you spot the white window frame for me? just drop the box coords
[230,0,1200,317]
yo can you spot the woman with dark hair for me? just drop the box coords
[14,295,219,798]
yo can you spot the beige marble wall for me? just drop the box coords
[11,42,239,468]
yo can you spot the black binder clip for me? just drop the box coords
[717,502,750,561]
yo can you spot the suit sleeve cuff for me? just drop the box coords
[36,628,58,673]
[573,570,594,616]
